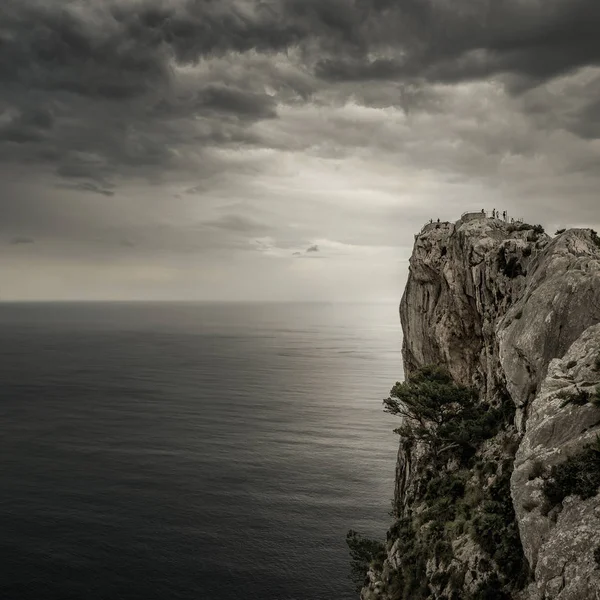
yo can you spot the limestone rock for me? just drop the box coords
[498,230,600,426]
[364,215,600,599]
[512,324,600,599]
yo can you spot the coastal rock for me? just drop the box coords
[498,230,600,427]
[512,324,600,599]
[363,214,600,599]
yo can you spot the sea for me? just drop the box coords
[0,302,403,600]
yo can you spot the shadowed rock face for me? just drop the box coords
[364,215,600,600]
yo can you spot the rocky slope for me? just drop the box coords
[361,213,600,600]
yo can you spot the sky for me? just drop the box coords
[1,0,600,301]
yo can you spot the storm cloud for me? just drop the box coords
[1,0,599,300]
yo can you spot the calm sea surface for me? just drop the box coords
[0,302,402,600]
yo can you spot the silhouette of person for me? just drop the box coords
[437,218,440,223]
[503,210,507,220]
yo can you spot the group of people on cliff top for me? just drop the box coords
[427,210,520,227]
[486,209,521,223]
[488,209,508,220]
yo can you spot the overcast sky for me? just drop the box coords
[1,0,599,301]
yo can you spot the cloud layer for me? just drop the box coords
[1,0,599,300]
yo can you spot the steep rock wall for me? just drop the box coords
[512,324,600,600]
[362,215,600,600]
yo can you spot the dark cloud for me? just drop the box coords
[197,85,277,119]
[0,107,54,144]
[0,0,600,301]
[0,0,309,99]
[0,0,309,190]
[0,1,167,99]
[2,0,600,111]
[564,97,600,140]
[2,0,597,194]
[293,249,326,259]
[291,244,325,258]
[312,0,600,87]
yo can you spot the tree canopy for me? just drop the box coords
[384,366,509,462]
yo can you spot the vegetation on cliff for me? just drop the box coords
[542,435,600,515]
[383,366,513,464]
[350,367,528,599]
[346,531,386,592]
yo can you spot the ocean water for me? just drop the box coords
[0,302,402,600]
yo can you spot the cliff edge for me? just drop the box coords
[362,213,600,600]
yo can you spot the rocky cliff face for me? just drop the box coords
[362,214,600,600]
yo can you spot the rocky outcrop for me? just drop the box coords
[512,325,600,600]
[362,214,600,600]
[400,217,547,412]
[498,231,600,427]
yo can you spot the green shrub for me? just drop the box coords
[384,367,512,463]
[591,230,600,249]
[433,539,453,564]
[380,519,432,599]
[373,369,526,598]
[346,530,386,592]
[507,223,528,233]
[555,228,566,235]
[424,472,467,503]
[471,468,529,585]
[542,436,600,512]
[448,568,466,596]
[558,388,591,408]
[515,310,523,320]
[471,573,511,600]
[482,461,498,476]
[498,248,524,278]
[528,460,545,480]
[594,545,600,569]
[506,256,524,277]
[507,223,544,235]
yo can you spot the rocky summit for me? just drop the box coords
[361,213,600,600]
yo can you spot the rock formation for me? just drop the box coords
[361,213,600,600]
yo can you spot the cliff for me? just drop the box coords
[362,214,600,600]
